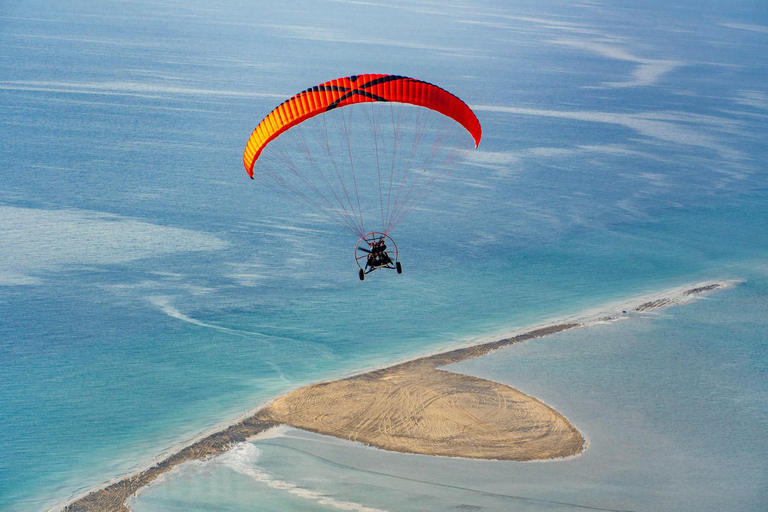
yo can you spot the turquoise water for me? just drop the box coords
[131,277,768,512]
[1,0,766,510]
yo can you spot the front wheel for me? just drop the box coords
[359,268,365,281]
[396,261,402,274]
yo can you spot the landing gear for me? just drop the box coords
[355,232,402,279]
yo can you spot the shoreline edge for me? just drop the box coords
[62,280,732,512]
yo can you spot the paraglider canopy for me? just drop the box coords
[244,74,482,177]
[242,74,482,240]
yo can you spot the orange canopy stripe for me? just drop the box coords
[243,74,482,177]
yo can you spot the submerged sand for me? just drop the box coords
[64,281,729,512]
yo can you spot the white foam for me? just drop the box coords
[148,296,280,340]
[471,105,740,158]
[0,206,227,286]
[721,22,768,34]
[218,443,387,512]
[0,270,43,286]
[734,90,768,110]
[145,295,332,357]
[254,23,487,59]
[550,38,682,88]
[0,79,287,101]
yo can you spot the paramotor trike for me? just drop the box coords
[355,232,402,280]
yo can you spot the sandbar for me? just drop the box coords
[63,281,729,512]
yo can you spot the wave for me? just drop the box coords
[147,296,336,364]
[149,296,297,342]
[220,443,387,512]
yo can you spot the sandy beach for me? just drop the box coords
[63,281,730,512]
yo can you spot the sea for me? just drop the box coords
[0,1,766,511]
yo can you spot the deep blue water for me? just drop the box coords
[1,0,766,510]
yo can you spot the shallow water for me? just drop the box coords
[130,277,768,512]
[1,0,767,510]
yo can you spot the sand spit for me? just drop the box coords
[260,324,583,461]
[63,281,729,512]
